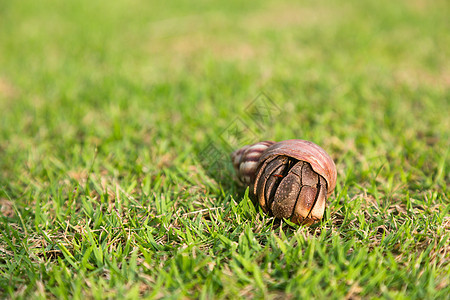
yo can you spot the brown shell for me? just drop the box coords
[231,141,275,185]
[258,139,337,196]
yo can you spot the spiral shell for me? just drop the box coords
[231,141,275,185]
[231,139,337,225]
[258,140,336,195]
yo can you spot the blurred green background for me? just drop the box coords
[0,0,449,298]
[1,0,448,198]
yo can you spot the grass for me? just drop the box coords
[0,0,449,298]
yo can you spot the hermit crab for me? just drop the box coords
[231,139,337,225]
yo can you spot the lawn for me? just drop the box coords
[0,0,449,298]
